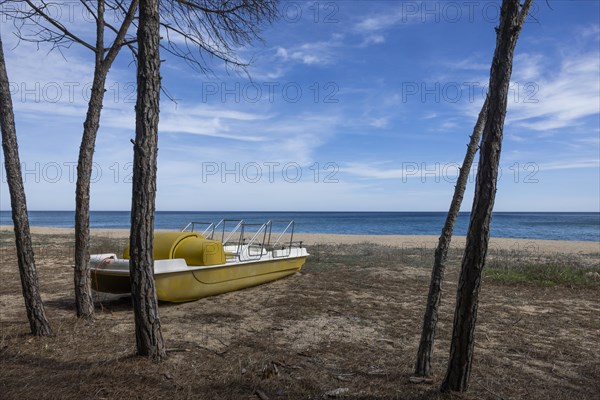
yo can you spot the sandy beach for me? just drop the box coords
[1,225,599,399]
[2,225,598,255]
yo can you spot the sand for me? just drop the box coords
[1,225,598,254]
[1,225,599,399]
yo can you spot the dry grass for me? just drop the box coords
[1,233,599,399]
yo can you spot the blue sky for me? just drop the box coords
[0,0,598,211]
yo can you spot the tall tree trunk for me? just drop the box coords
[0,34,52,336]
[413,96,488,378]
[74,71,107,318]
[73,0,106,319]
[129,0,166,359]
[441,0,532,392]
[73,0,138,319]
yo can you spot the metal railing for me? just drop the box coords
[181,221,217,238]
[181,219,301,262]
[267,220,296,258]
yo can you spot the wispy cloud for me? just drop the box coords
[453,48,600,134]
[342,158,600,184]
[577,24,600,38]
[2,34,96,118]
[351,6,416,48]
[154,106,343,167]
[342,162,407,180]
[159,117,267,142]
[538,159,600,172]
[341,161,462,181]
[275,35,343,66]
[355,9,414,33]
[369,117,389,128]
[360,34,386,47]
[507,52,600,131]
[444,57,491,72]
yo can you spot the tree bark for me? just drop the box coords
[74,70,107,318]
[74,0,138,319]
[441,0,532,392]
[73,0,107,319]
[413,96,488,378]
[0,33,52,336]
[129,0,166,360]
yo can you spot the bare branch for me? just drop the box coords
[3,0,278,75]
[173,0,246,15]
[96,0,106,62]
[78,0,100,23]
[20,0,96,52]
[158,0,278,73]
[517,0,534,27]
[103,0,139,67]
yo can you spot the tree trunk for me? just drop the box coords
[73,0,138,319]
[73,0,106,319]
[413,96,488,378]
[129,0,166,360]
[74,71,107,318]
[0,33,52,336]
[441,0,532,392]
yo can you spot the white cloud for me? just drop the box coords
[151,106,343,168]
[455,49,600,135]
[355,10,409,33]
[512,53,544,81]
[342,161,457,181]
[275,47,288,59]
[159,116,267,142]
[275,36,343,66]
[577,24,600,38]
[258,113,341,165]
[2,35,96,118]
[442,121,459,130]
[444,57,490,72]
[360,34,386,47]
[369,117,389,128]
[343,163,406,180]
[507,52,600,131]
[538,159,600,172]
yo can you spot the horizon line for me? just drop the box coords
[1,210,599,214]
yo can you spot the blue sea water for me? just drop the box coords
[0,211,599,242]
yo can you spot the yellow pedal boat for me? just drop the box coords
[90,219,308,302]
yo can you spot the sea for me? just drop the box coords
[0,211,599,242]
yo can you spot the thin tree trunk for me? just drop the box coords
[73,0,107,319]
[413,96,488,378]
[73,0,138,318]
[129,0,166,359]
[441,0,532,392]
[74,71,107,318]
[0,33,52,336]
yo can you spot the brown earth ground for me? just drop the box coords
[0,228,599,399]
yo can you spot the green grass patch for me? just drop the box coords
[307,243,600,288]
[484,263,600,287]
[90,236,128,254]
[305,242,437,270]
